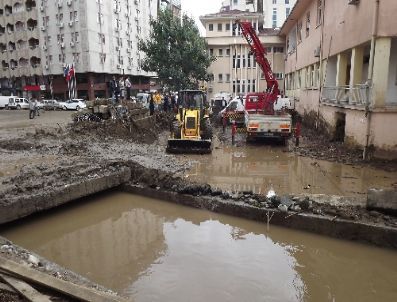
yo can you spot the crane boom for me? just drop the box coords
[237,21,280,97]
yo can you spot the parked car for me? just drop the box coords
[8,97,29,110]
[59,99,86,110]
[42,99,60,110]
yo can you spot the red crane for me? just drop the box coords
[237,21,280,114]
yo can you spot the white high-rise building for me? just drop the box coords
[0,0,157,100]
[220,0,296,28]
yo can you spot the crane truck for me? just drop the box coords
[237,21,293,144]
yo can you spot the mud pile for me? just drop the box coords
[70,112,174,144]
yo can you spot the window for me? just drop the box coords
[217,23,222,31]
[218,74,223,82]
[274,47,284,53]
[226,23,230,31]
[209,48,214,56]
[226,74,230,82]
[218,49,223,56]
[233,0,238,4]
[297,21,302,42]
[273,0,277,4]
[272,8,277,28]
[317,0,323,26]
[306,12,310,37]
[286,8,290,16]
[285,0,289,4]
[208,24,213,31]
[226,48,230,56]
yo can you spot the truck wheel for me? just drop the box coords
[201,118,213,140]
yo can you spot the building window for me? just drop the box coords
[273,0,277,4]
[208,24,213,31]
[233,0,238,4]
[209,48,214,56]
[226,48,230,56]
[297,21,302,42]
[306,12,310,37]
[286,8,290,16]
[272,8,277,28]
[317,0,323,26]
[218,74,223,82]
[218,23,222,31]
[274,47,284,53]
[285,0,289,4]
[226,74,230,82]
[226,23,230,31]
[218,49,223,56]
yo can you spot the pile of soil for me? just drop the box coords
[295,126,397,172]
[70,112,174,144]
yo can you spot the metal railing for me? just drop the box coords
[321,84,372,107]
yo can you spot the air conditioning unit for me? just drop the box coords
[70,42,75,47]
[314,46,321,57]
[127,65,132,70]
[348,0,360,4]
[126,31,130,36]
[127,48,131,53]
[57,1,62,8]
[40,26,46,31]
[42,45,47,51]
[134,0,138,5]
[75,18,79,22]
[40,6,44,11]
[69,21,73,27]
[58,22,64,28]
[67,0,72,6]
[135,17,139,22]
[45,65,49,70]
[115,46,120,51]
[117,64,122,69]
[125,12,129,17]
[60,42,65,48]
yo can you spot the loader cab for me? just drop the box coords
[178,90,207,110]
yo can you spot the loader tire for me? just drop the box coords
[201,118,213,140]
[171,120,181,139]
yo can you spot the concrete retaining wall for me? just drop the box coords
[0,167,131,225]
[123,184,397,250]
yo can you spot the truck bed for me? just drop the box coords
[245,113,292,139]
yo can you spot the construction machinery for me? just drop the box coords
[167,90,213,154]
[237,20,294,144]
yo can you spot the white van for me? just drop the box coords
[0,96,11,109]
[8,97,30,110]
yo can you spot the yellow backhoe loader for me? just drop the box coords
[167,90,213,154]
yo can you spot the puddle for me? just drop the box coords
[1,192,396,302]
[184,143,397,197]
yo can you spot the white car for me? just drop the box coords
[8,97,30,110]
[59,99,86,110]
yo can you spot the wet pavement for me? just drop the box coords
[1,192,396,302]
[184,136,397,197]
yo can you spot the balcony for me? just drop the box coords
[321,85,372,108]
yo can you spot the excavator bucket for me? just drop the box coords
[166,139,212,154]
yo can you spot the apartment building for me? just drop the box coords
[159,0,181,17]
[281,0,397,158]
[200,10,285,100]
[221,0,296,28]
[0,0,157,100]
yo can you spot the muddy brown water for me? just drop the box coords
[1,192,397,302]
[184,141,397,197]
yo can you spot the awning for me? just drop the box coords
[23,85,47,91]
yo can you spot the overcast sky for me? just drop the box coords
[181,0,224,35]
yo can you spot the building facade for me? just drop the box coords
[221,0,296,28]
[200,10,285,100]
[281,0,397,158]
[159,0,181,17]
[0,0,157,100]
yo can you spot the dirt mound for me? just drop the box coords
[0,139,40,151]
[70,112,174,144]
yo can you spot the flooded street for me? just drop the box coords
[185,139,397,197]
[1,192,396,302]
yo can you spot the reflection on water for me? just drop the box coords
[185,144,397,197]
[1,192,397,302]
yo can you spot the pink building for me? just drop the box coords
[280,0,397,159]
